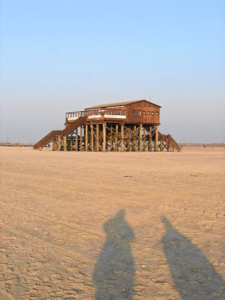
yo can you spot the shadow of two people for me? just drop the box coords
[92,210,225,299]
[93,210,135,299]
[161,217,225,299]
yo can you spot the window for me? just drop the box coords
[152,112,154,115]
[147,111,150,115]
[156,112,159,116]
[138,110,142,117]
[133,110,136,117]
[143,111,146,115]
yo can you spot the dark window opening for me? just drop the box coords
[133,110,136,117]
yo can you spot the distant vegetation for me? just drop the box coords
[180,143,225,147]
[0,142,34,147]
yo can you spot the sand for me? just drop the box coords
[1,146,225,299]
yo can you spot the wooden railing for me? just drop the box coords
[158,132,181,152]
[33,130,63,149]
[66,111,87,119]
[65,109,126,121]
[33,116,87,149]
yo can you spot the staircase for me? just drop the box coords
[33,130,63,150]
[33,116,87,150]
[158,132,181,152]
[62,116,86,137]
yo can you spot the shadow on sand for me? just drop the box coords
[93,209,135,300]
[161,216,225,300]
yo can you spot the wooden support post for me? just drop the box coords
[58,136,61,151]
[160,140,163,151]
[91,124,94,152]
[167,134,171,152]
[139,124,142,152]
[149,126,152,152]
[80,126,82,151]
[75,129,78,151]
[121,123,124,152]
[85,124,88,151]
[110,126,113,150]
[143,126,146,152]
[155,125,158,151]
[103,123,106,152]
[70,137,73,151]
[96,123,99,152]
[134,125,137,151]
[115,124,118,151]
[52,139,57,151]
[63,136,67,151]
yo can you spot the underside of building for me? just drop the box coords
[33,100,181,152]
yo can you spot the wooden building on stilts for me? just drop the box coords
[33,100,181,152]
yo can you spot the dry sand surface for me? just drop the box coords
[1,146,225,300]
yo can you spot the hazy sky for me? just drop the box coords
[1,0,224,143]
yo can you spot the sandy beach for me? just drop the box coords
[1,146,225,299]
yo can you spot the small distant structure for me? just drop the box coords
[33,99,181,152]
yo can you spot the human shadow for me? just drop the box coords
[93,209,135,300]
[161,217,225,299]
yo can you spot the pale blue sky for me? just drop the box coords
[1,0,224,143]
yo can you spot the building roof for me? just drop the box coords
[84,99,161,110]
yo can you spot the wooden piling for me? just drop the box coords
[139,124,142,152]
[110,126,113,150]
[115,124,118,151]
[149,126,152,152]
[143,127,146,151]
[52,139,57,151]
[63,136,67,151]
[85,124,88,151]
[155,125,158,151]
[91,124,94,152]
[121,123,124,152]
[70,136,73,151]
[96,123,99,152]
[80,126,82,151]
[75,129,78,151]
[58,136,61,151]
[103,123,106,152]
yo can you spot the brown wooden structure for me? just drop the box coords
[33,100,181,152]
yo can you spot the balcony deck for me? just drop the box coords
[66,110,126,123]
